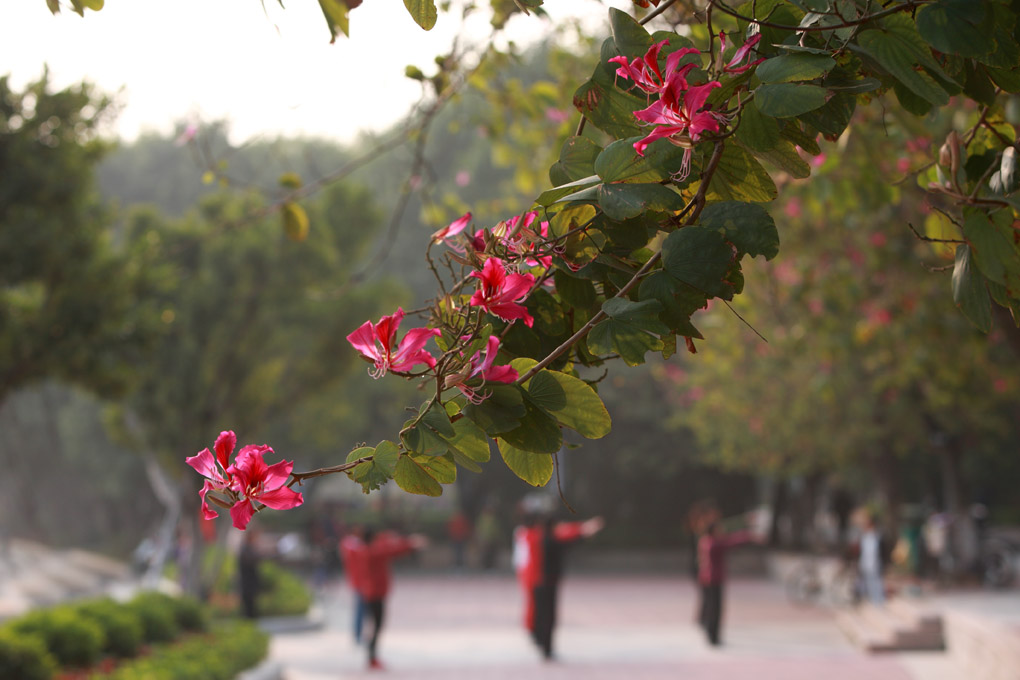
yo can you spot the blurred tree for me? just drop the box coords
[0,73,154,407]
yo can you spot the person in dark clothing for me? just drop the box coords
[526,515,604,660]
[697,520,757,646]
[238,530,261,620]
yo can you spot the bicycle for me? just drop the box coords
[785,556,860,608]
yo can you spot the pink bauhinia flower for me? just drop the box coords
[443,335,519,403]
[496,211,553,270]
[431,212,473,244]
[718,32,763,74]
[632,77,723,177]
[346,308,441,378]
[469,257,535,327]
[609,40,701,96]
[185,431,304,530]
[225,446,303,530]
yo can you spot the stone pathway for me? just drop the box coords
[268,575,961,680]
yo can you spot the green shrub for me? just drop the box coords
[257,561,312,618]
[126,592,179,643]
[8,608,104,669]
[165,595,208,633]
[0,628,57,680]
[74,599,144,658]
[104,620,268,680]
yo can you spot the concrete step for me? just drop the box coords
[836,600,945,652]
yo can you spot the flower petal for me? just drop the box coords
[346,320,383,361]
[213,431,236,469]
[230,499,256,530]
[261,459,294,490]
[255,486,304,511]
[199,480,220,521]
[185,448,220,482]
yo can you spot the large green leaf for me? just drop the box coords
[403,0,438,30]
[609,7,653,58]
[748,139,811,179]
[526,370,611,439]
[573,39,647,139]
[317,0,349,41]
[394,454,445,496]
[497,440,553,487]
[797,92,856,137]
[400,421,450,456]
[346,442,399,493]
[597,183,686,221]
[438,416,492,463]
[952,244,992,332]
[756,54,836,83]
[706,144,777,203]
[961,209,1020,292]
[553,269,598,309]
[587,298,668,366]
[638,271,705,338]
[916,0,992,59]
[498,400,563,453]
[856,15,952,105]
[662,226,738,299]
[550,137,603,186]
[462,384,526,435]
[735,101,780,152]
[595,137,689,183]
[698,201,779,260]
[754,83,828,118]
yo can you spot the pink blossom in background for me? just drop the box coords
[784,197,802,219]
[994,378,1009,393]
[456,170,471,187]
[174,123,197,147]
[346,308,441,378]
[545,107,570,124]
[808,298,825,316]
[811,153,827,167]
[869,232,888,247]
[896,157,911,174]
[409,175,423,190]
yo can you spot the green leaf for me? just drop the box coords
[961,210,1020,292]
[856,16,952,105]
[572,39,647,139]
[497,440,553,486]
[916,0,992,59]
[438,416,491,463]
[498,400,563,453]
[278,172,303,190]
[526,370,611,439]
[638,271,705,338]
[662,226,737,299]
[755,54,836,83]
[587,298,668,366]
[394,454,444,496]
[597,183,686,221]
[952,244,992,332]
[317,0,350,41]
[797,92,856,137]
[462,384,526,435]
[346,442,398,493]
[282,202,310,242]
[699,201,779,260]
[421,403,456,438]
[403,0,438,30]
[754,83,828,118]
[70,0,103,15]
[536,175,601,207]
[609,7,653,58]
[550,137,602,186]
[553,269,597,309]
[747,138,811,179]
[735,101,780,152]
[706,144,777,203]
[595,137,689,183]
[400,421,449,456]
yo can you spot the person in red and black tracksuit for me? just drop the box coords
[346,528,427,670]
[697,521,757,646]
[520,515,604,660]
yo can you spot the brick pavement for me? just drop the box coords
[268,574,959,679]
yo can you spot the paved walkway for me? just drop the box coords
[268,575,959,679]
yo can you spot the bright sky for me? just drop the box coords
[2,0,629,144]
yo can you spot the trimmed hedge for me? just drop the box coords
[0,628,57,680]
[103,620,268,680]
[0,593,263,680]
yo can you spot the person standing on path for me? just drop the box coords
[858,511,886,605]
[339,526,367,644]
[348,528,428,671]
[524,515,604,660]
[697,520,758,646]
[238,529,261,620]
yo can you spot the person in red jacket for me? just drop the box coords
[347,528,427,670]
[697,520,758,646]
[520,514,604,660]
[338,527,367,644]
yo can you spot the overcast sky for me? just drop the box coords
[2,0,628,144]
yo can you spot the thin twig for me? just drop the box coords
[723,300,768,343]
